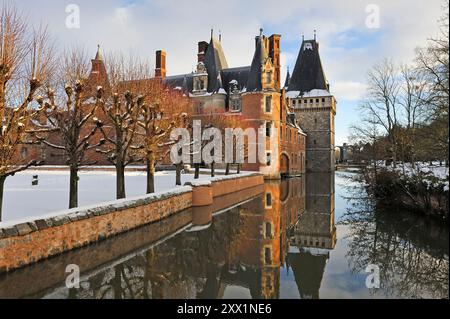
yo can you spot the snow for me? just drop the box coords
[286,89,331,99]
[1,170,211,223]
[377,162,449,190]
[386,162,449,180]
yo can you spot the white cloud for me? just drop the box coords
[11,0,446,144]
[332,81,368,101]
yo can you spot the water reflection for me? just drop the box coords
[288,173,336,299]
[339,172,449,299]
[0,171,448,299]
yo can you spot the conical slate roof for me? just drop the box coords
[204,35,228,92]
[246,35,269,92]
[288,39,328,93]
[95,44,103,61]
[284,67,291,89]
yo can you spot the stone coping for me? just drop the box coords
[184,172,260,187]
[0,186,192,239]
[0,172,261,239]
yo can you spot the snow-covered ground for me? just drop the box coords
[374,162,449,191]
[1,170,211,223]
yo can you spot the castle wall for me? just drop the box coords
[294,97,336,172]
[241,92,282,179]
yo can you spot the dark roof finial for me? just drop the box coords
[314,29,317,41]
[219,30,222,42]
[302,33,304,41]
[259,28,263,36]
[211,28,214,39]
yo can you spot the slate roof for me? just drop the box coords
[204,37,229,93]
[164,74,194,92]
[284,67,291,89]
[288,39,328,93]
[246,35,269,92]
[94,45,103,61]
[221,66,251,92]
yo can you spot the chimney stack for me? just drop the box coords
[269,34,281,90]
[155,50,166,78]
[197,41,208,63]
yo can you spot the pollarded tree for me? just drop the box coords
[0,4,54,220]
[135,82,192,193]
[95,54,146,199]
[32,49,105,208]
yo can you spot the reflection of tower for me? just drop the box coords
[260,181,281,299]
[221,177,307,299]
[288,172,336,299]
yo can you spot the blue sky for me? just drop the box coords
[13,0,445,145]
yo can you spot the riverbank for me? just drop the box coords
[362,165,449,222]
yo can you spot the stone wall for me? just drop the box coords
[0,173,264,273]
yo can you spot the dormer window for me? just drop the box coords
[304,43,313,51]
[192,62,208,95]
[229,80,241,112]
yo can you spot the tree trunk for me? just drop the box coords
[69,166,79,209]
[211,162,215,177]
[116,163,126,199]
[194,164,200,179]
[146,155,155,194]
[176,163,182,186]
[0,175,5,222]
[225,163,230,175]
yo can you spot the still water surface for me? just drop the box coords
[0,170,448,299]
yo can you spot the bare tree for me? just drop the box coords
[415,1,449,165]
[350,114,384,177]
[416,1,449,118]
[95,54,146,199]
[0,4,54,220]
[397,64,428,168]
[361,59,401,167]
[135,81,191,193]
[32,49,105,208]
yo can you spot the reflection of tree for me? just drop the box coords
[339,173,449,299]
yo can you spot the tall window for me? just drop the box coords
[266,152,272,166]
[266,121,272,137]
[265,247,272,264]
[266,72,272,84]
[265,96,272,113]
[265,222,272,238]
[266,193,272,207]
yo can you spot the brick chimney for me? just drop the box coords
[269,34,281,90]
[197,41,208,63]
[155,50,166,78]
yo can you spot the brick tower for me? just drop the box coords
[241,30,282,179]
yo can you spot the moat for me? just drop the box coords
[0,170,448,299]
